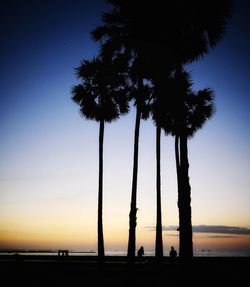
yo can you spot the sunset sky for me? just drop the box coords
[0,0,249,254]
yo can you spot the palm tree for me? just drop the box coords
[150,76,172,260]
[155,123,163,259]
[179,88,215,259]
[161,68,215,259]
[71,55,129,262]
[92,3,154,263]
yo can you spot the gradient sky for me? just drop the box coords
[0,0,249,253]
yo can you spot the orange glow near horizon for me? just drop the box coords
[1,225,250,253]
[193,233,250,250]
[1,191,249,252]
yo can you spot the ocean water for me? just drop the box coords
[193,249,250,257]
[105,249,250,257]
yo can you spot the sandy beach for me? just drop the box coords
[0,255,249,286]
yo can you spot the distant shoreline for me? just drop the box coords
[0,249,96,253]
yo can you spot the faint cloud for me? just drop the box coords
[145,225,178,232]
[207,235,238,238]
[192,225,250,235]
[145,225,250,235]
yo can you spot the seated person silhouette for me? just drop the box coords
[137,246,145,257]
[169,246,177,258]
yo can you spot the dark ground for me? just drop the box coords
[0,255,249,286]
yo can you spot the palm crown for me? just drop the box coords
[92,0,232,72]
[150,69,215,137]
[72,55,130,122]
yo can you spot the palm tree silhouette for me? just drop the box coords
[150,76,172,260]
[155,123,163,259]
[92,3,154,263]
[161,68,215,258]
[71,55,129,262]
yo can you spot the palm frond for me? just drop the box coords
[91,25,109,42]
[71,84,84,104]
[186,88,216,138]
[204,0,233,48]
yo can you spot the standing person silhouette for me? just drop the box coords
[169,246,177,258]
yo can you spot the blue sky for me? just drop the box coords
[0,0,249,251]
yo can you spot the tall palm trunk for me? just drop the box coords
[175,135,181,241]
[175,64,193,259]
[127,106,141,262]
[178,134,193,259]
[127,77,143,263]
[155,125,163,259]
[98,119,105,261]
[175,135,180,256]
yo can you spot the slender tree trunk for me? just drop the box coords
[176,63,193,259]
[98,120,105,262]
[155,125,163,259]
[175,135,181,254]
[178,134,193,259]
[127,106,141,262]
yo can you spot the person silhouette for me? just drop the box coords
[137,246,145,257]
[169,246,177,258]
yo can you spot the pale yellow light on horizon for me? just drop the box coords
[1,197,250,252]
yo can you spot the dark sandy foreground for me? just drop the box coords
[0,256,249,286]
